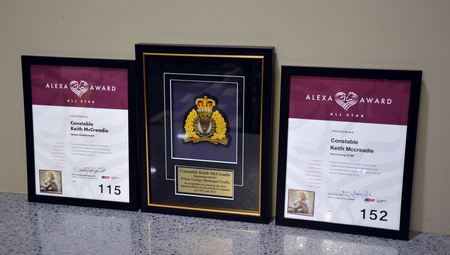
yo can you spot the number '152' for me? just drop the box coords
[360,209,388,221]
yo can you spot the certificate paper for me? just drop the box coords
[276,66,422,239]
[30,65,130,203]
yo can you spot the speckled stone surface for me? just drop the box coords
[0,193,448,254]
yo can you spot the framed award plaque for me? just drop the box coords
[22,56,138,210]
[276,66,422,239]
[136,44,274,223]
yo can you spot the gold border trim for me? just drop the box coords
[150,203,260,216]
[143,52,266,217]
[144,52,263,59]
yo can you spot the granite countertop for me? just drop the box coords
[0,193,448,254]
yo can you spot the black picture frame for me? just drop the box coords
[276,66,422,240]
[136,44,274,223]
[22,55,139,211]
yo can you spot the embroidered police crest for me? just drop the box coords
[183,95,229,145]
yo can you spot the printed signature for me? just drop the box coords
[73,166,107,177]
[341,190,372,201]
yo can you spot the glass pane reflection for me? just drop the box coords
[37,211,133,254]
[283,235,398,255]
[148,220,260,254]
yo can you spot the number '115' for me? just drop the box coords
[99,184,121,195]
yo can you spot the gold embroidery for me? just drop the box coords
[183,95,228,145]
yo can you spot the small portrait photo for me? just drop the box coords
[39,170,62,194]
[287,189,315,216]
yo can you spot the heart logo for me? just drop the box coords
[334,92,358,111]
[69,80,89,98]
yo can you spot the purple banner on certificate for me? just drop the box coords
[30,65,128,110]
[289,76,411,125]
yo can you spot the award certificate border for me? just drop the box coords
[22,55,139,211]
[275,66,422,240]
[136,44,274,223]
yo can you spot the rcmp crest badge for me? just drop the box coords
[183,95,229,145]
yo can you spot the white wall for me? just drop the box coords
[1,0,449,235]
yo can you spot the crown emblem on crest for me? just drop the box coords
[183,95,228,145]
[196,96,215,115]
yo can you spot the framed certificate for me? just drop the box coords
[276,66,422,239]
[22,56,138,210]
[136,44,274,223]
